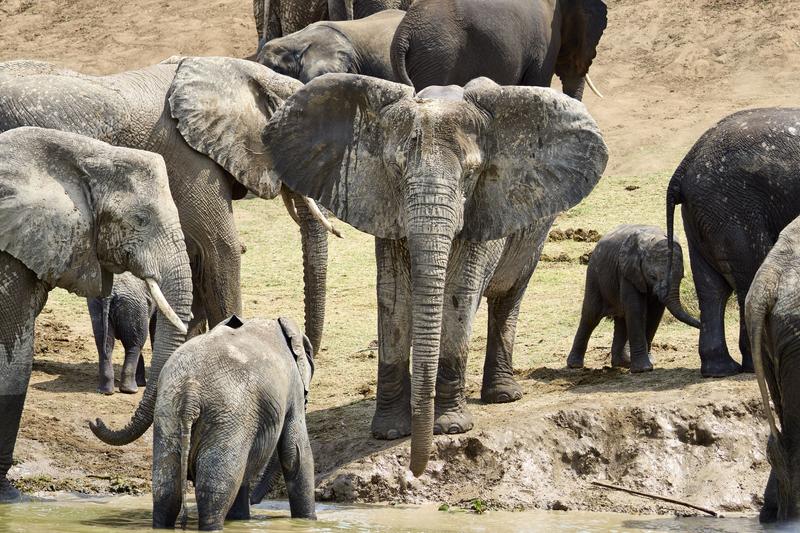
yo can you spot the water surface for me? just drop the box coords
[0,495,794,532]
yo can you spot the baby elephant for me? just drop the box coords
[152,316,315,530]
[567,225,700,372]
[87,272,156,394]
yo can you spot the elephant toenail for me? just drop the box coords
[386,429,399,439]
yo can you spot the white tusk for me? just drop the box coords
[304,197,343,238]
[281,188,301,226]
[586,75,604,99]
[146,279,188,335]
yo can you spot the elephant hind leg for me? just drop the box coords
[610,318,630,368]
[279,413,316,519]
[152,432,182,529]
[119,345,142,394]
[481,292,524,404]
[686,241,740,377]
[567,275,604,369]
[194,438,250,531]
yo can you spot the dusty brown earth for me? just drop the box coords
[1,0,799,516]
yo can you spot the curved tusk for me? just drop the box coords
[145,278,188,335]
[586,74,604,99]
[281,188,301,226]
[304,197,343,238]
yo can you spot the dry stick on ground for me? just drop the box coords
[590,481,723,518]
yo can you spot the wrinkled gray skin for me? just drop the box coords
[0,127,192,502]
[87,273,156,395]
[253,0,412,51]
[666,108,800,377]
[746,216,800,523]
[257,10,404,83]
[152,316,315,531]
[262,74,608,476]
[0,58,328,452]
[566,225,700,373]
[391,0,607,100]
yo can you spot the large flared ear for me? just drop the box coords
[461,78,608,242]
[0,127,105,297]
[263,73,414,239]
[619,232,647,293]
[168,57,303,200]
[555,0,608,81]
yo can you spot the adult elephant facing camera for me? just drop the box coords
[391,0,607,100]
[263,74,608,475]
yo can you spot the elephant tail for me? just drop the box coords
[390,19,415,87]
[665,172,684,293]
[178,380,201,529]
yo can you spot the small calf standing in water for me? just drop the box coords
[152,316,316,530]
[567,225,700,372]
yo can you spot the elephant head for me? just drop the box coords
[555,0,608,100]
[257,24,356,83]
[619,230,700,328]
[0,127,192,444]
[262,74,608,475]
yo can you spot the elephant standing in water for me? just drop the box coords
[0,127,192,501]
[391,0,607,100]
[257,9,405,82]
[746,215,800,523]
[262,74,608,475]
[253,0,412,51]
[152,316,315,530]
[0,58,329,456]
[667,107,800,377]
[567,225,700,373]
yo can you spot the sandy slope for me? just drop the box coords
[1,0,798,514]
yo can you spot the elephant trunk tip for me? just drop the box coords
[88,417,140,446]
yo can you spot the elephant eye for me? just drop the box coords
[133,210,152,227]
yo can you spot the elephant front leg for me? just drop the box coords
[372,238,413,440]
[620,280,652,373]
[610,318,631,368]
[0,255,48,502]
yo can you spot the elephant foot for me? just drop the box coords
[371,405,411,440]
[0,477,22,502]
[119,382,139,394]
[566,352,585,369]
[630,353,654,374]
[481,376,523,404]
[700,355,742,378]
[433,406,474,435]
[97,383,115,395]
[611,351,631,369]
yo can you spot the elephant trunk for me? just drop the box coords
[560,76,586,102]
[663,271,700,329]
[90,231,192,445]
[406,182,456,477]
[294,192,328,356]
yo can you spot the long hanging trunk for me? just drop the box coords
[90,234,192,445]
[560,76,586,101]
[663,277,700,328]
[405,182,456,477]
[294,193,328,356]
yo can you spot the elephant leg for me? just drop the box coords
[736,288,754,373]
[621,280,652,373]
[371,238,413,440]
[645,298,665,354]
[152,425,182,529]
[0,254,49,502]
[610,318,630,368]
[760,468,778,523]
[279,413,316,520]
[135,350,146,387]
[225,482,250,521]
[194,441,249,531]
[687,241,740,376]
[481,293,523,403]
[120,345,142,394]
[567,276,604,369]
[88,297,116,395]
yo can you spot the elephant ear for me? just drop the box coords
[619,232,648,293]
[167,57,303,200]
[263,73,414,239]
[556,0,608,81]
[278,317,315,402]
[462,78,608,242]
[0,128,106,297]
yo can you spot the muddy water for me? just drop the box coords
[0,495,791,533]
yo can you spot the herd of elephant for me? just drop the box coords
[0,0,798,528]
